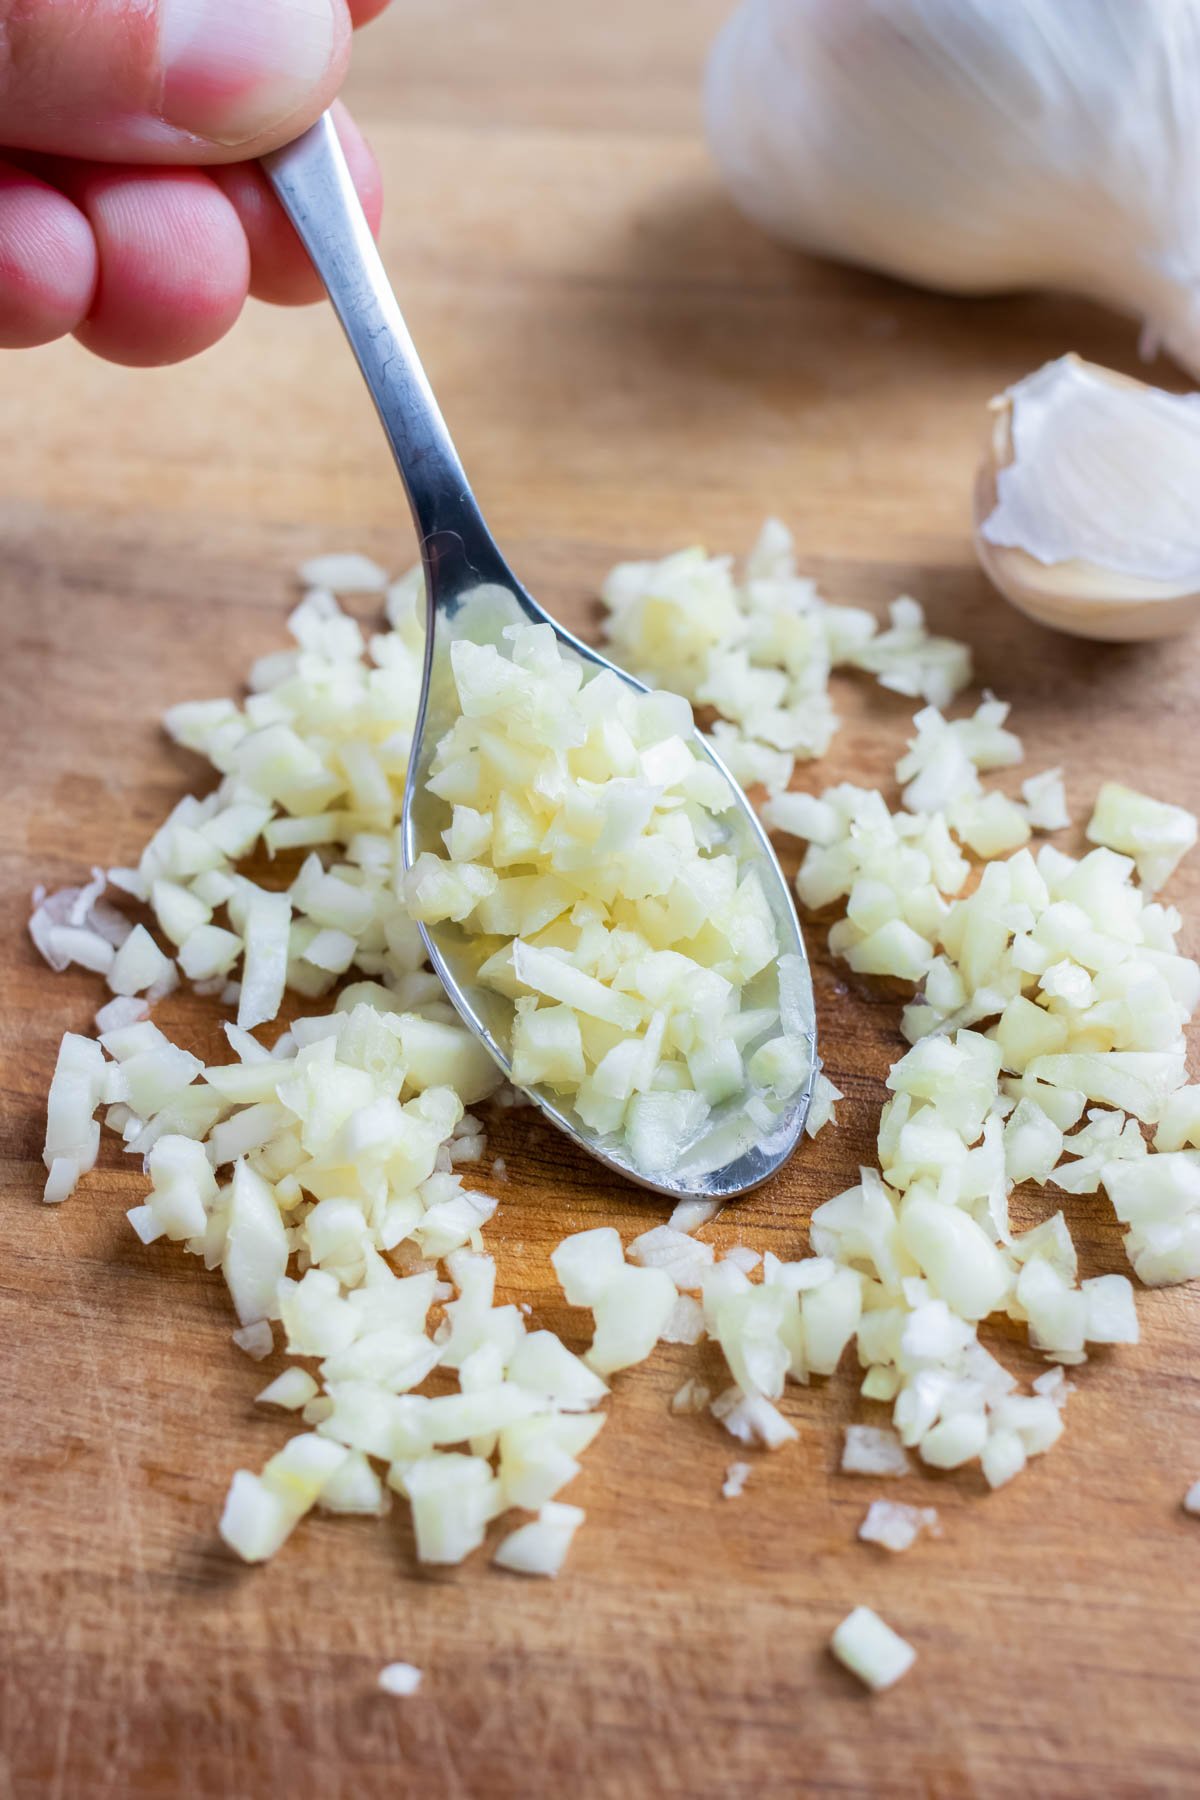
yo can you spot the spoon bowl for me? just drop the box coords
[264,114,816,1198]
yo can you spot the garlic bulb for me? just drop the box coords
[705,0,1200,377]
[974,355,1200,641]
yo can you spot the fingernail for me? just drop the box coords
[160,0,338,146]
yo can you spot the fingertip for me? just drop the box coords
[0,163,96,348]
[347,0,393,24]
[210,160,322,305]
[159,0,354,157]
[66,167,249,367]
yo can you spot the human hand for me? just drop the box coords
[0,0,389,365]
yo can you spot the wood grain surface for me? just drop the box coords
[3,4,1199,1795]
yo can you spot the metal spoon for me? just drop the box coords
[263,113,816,1199]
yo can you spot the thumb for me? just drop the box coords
[0,0,352,162]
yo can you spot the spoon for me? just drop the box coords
[262,113,816,1199]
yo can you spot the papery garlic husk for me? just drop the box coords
[974,355,1200,642]
[705,0,1200,378]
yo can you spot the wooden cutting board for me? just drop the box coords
[3,4,1198,1794]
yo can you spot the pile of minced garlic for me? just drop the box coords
[34,528,1200,1693]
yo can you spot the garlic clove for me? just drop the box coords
[974,355,1200,642]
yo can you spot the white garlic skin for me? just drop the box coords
[974,356,1200,643]
[705,0,1200,378]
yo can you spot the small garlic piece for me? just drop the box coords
[974,356,1200,641]
[830,1606,916,1693]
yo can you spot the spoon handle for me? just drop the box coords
[262,113,497,581]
